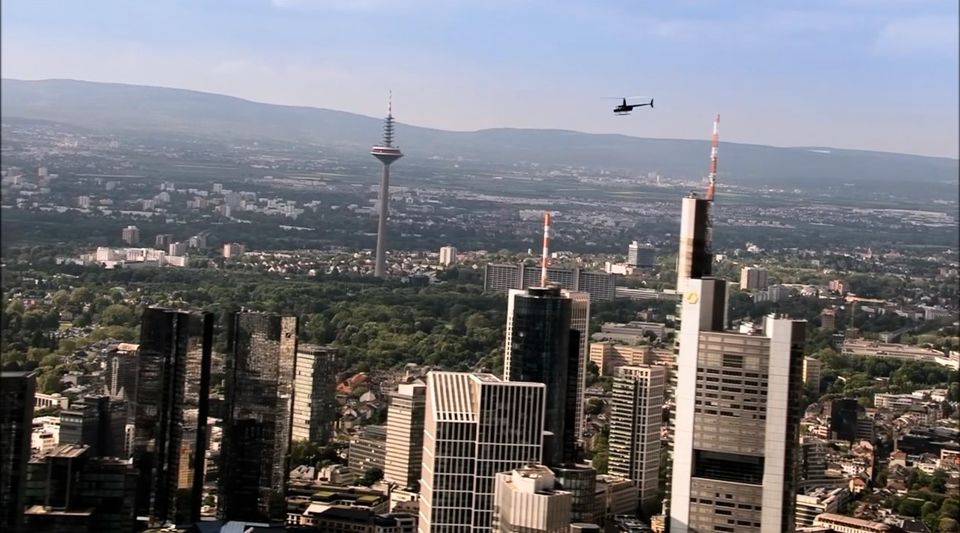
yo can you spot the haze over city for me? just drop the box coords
[1,2,958,533]
[2,0,958,157]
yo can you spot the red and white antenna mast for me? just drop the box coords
[541,211,551,287]
[706,113,720,201]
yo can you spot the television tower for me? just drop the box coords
[371,92,403,278]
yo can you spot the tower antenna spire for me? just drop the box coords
[706,113,720,201]
[541,211,551,287]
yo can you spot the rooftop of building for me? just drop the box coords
[24,505,95,517]
[31,443,90,461]
[1,370,38,378]
[815,513,907,533]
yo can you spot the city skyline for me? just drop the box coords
[1,1,958,158]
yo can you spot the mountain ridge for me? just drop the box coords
[2,78,957,195]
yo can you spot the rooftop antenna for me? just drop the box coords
[706,113,720,201]
[541,211,552,287]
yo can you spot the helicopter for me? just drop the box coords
[607,96,654,116]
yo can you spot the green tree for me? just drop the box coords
[357,467,384,487]
[931,470,947,493]
[69,287,94,305]
[52,290,71,308]
[585,398,605,416]
[940,517,960,533]
[898,498,925,517]
[99,304,135,326]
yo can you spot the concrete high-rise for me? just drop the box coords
[121,225,140,246]
[438,245,458,266]
[566,290,590,447]
[670,278,805,533]
[504,286,580,465]
[802,357,821,389]
[609,365,666,510]
[371,96,404,278]
[483,263,616,302]
[132,307,213,527]
[384,381,426,491]
[347,425,387,478]
[675,195,713,295]
[492,465,572,533]
[627,241,655,268]
[291,344,339,445]
[419,372,545,533]
[740,266,769,291]
[1,370,37,533]
[219,312,298,523]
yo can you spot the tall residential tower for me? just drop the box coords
[371,94,404,278]
[609,365,666,511]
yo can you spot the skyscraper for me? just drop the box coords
[566,290,590,448]
[419,372,545,533]
[675,195,713,295]
[371,94,404,278]
[504,286,580,465]
[384,381,426,491]
[670,278,805,533]
[1,370,37,533]
[23,443,136,533]
[609,365,666,511]
[291,344,339,445]
[132,307,213,527]
[219,312,298,523]
[492,465,573,533]
[105,343,139,406]
[58,395,127,458]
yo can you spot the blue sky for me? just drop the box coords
[2,0,958,158]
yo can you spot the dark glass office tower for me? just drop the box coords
[1,370,37,533]
[503,286,580,465]
[829,398,862,442]
[132,307,213,527]
[59,395,127,458]
[24,443,137,533]
[219,312,298,523]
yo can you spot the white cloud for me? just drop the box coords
[875,15,959,54]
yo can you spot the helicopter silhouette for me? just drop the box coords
[605,96,654,116]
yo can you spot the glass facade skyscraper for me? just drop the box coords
[219,312,298,522]
[504,286,580,465]
[132,307,213,527]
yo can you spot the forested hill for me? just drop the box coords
[2,78,957,198]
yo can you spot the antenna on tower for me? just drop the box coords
[541,211,551,287]
[706,113,720,201]
[383,91,396,148]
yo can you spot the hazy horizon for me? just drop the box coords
[2,1,958,158]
